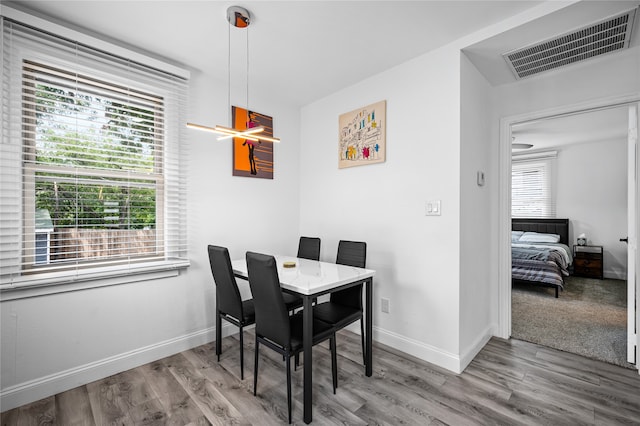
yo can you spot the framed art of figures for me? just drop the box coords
[339,100,386,169]
[232,106,274,179]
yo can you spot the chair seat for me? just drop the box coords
[240,299,256,324]
[282,292,304,311]
[313,301,362,328]
[289,312,335,352]
[222,299,255,325]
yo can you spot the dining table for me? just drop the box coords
[232,254,375,424]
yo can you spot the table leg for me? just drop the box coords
[303,295,313,424]
[365,278,373,377]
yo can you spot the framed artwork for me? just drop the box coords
[232,106,274,179]
[338,100,386,169]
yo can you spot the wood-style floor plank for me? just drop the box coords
[1,396,55,426]
[55,386,95,426]
[2,331,639,425]
[139,360,209,426]
[163,353,248,425]
[86,377,133,426]
[184,344,284,426]
[126,398,169,426]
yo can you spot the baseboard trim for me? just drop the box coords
[459,324,496,372]
[373,326,463,373]
[0,322,237,412]
[604,270,626,281]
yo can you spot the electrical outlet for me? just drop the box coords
[381,298,390,313]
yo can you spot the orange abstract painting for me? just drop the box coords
[232,106,274,179]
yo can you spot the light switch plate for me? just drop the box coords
[426,200,441,216]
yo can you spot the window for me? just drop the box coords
[511,152,556,218]
[1,17,189,291]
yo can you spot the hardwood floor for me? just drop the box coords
[2,330,639,425]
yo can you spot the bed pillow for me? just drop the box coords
[511,231,524,242]
[518,231,560,243]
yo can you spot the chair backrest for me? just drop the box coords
[297,236,321,261]
[336,240,367,268]
[208,245,243,321]
[246,252,291,349]
[331,240,367,308]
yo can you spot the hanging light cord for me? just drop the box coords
[246,23,250,117]
[227,21,231,127]
[227,20,250,125]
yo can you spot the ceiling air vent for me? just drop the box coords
[503,8,637,79]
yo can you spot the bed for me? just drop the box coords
[511,218,573,298]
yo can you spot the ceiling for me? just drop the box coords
[511,106,630,153]
[5,0,543,107]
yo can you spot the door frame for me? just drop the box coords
[497,94,640,371]
[628,103,639,364]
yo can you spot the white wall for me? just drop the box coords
[0,66,301,411]
[459,53,495,364]
[300,44,465,370]
[556,139,628,279]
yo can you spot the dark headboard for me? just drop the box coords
[512,218,569,246]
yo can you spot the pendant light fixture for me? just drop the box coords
[511,143,533,150]
[187,6,280,143]
[511,136,532,150]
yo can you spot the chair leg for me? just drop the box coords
[253,337,259,396]
[239,325,244,380]
[216,311,221,361]
[360,317,366,366]
[331,335,338,394]
[286,353,292,424]
[295,352,299,370]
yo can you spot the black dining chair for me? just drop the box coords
[246,251,338,424]
[312,240,367,365]
[207,245,302,380]
[208,245,254,380]
[297,236,321,260]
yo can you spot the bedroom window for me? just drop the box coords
[512,153,556,218]
[0,17,189,291]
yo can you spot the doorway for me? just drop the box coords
[509,106,631,367]
[496,95,640,372]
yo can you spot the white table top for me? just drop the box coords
[232,255,375,296]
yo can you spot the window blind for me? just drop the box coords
[1,18,189,289]
[512,153,556,218]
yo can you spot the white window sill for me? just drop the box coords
[0,260,190,301]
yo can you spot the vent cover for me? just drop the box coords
[503,8,637,79]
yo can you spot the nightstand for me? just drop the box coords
[573,245,603,279]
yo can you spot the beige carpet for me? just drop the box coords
[511,276,634,369]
